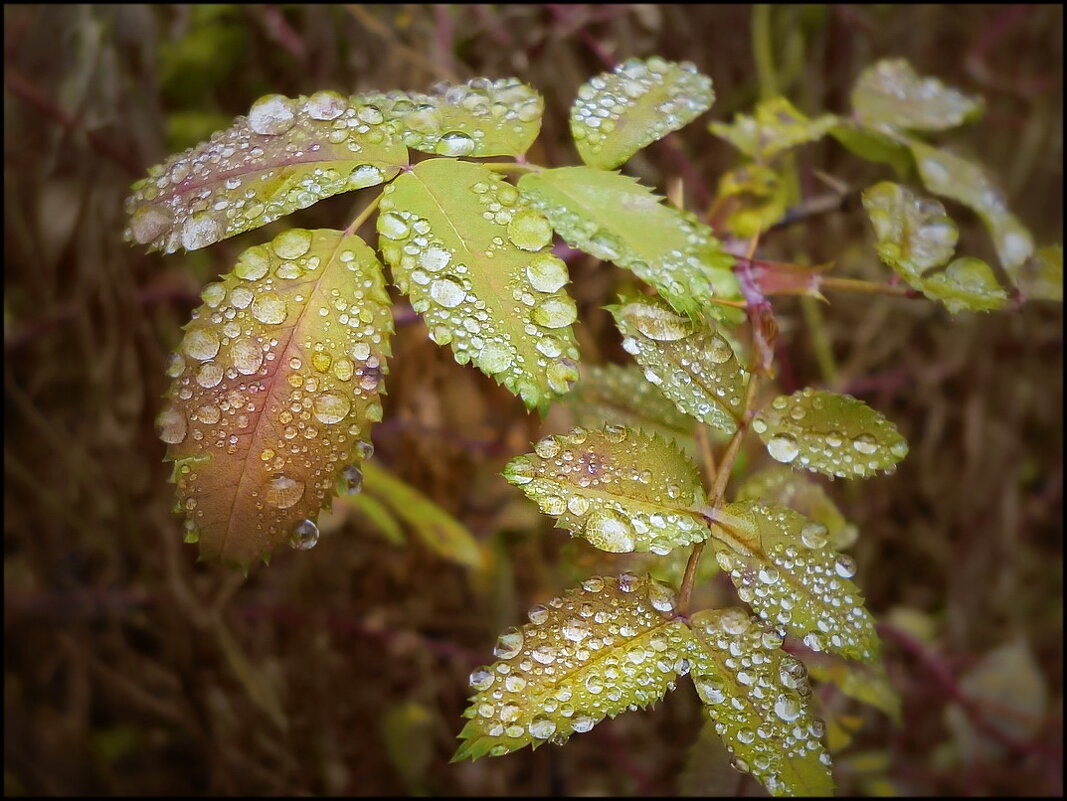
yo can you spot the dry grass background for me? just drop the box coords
[3,4,1062,796]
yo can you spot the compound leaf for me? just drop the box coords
[503,425,708,555]
[735,466,856,551]
[753,389,908,479]
[156,229,392,568]
[687,608,834,797]
[519,167,740,319]
[909,140,1034,278]
[377,158,580,410]
[610,298,747,434]
[707,503,881,662]
[1016,244,1063,302]
[861,181,958,285]
[920,257,1009,314]
[126,92,407,253]
[454,573,694,760]
[570,56,714,169]
[710,96,838,162]
[366,78,543,157]
[852,58,983,132]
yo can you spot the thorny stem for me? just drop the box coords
[343,191,384,237]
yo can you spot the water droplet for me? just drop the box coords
[266,474,305,509]
[430,277,466,308]
[852,434,878,455]
[532,297,577,329]
[834,554,857,578]
[305,90,347,120]
[272,229,312,259]
[507,209,553,252]
[562,619,591,642]
[230,337,263,375]
[313,392,351,424]
[532,645,556,664]
[767,434,800,464]
[800,523,828,550]
[479,342,513,374]
[529,718,556,739]
[774,693,801,722]
[129,205,173,245]
[528,605,549,625]
[581,577,605,593]
[379,211,410,241]
[289,518,319,550]
[248,94,296,135]
[493,627,524,659]
[181,519,200,544]
[181,213,222,251]
[235,246,270,280]
[437,130,476,156]
[340,465,363,495]
[648,581,676,613]
[469,666,494,691]
[505,675,527,692]
[526,252,569,292]
[631,305,690,341]
[708,336,734,364]
[694,674,726,704]
[572,714,595,733]
[196,362,224,388]
[155,405,187,444]
[890,440,909,459]
[584,511,635,553]
[184,328,221,361]
[252,293,287,325]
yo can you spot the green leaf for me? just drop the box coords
[156,229,392,568]
[1015,244,1063,302]
[909,140,1034,278]
[610,298,747,434]
[679,716,752,797]
[377,159,580,409]
[687,608,834,797]
[735,466,856,551]
[861,181,958,285]
[454,573,694,760]
[366,78,543,157]
[707,503,881,662]
[753,389,908,479]
[829,121,913,177]
[709,96,838,162]
[360,461,484,568]
[565,364,697,451]
[570,56,714,169]
[716,163,791,238]
[519,167,740,319]
[125,93,408,253]
[348,492,405,545]
[852,58,983,132]
[920,257,1009,314]
[804,652,902,725]
[503,425,708,555]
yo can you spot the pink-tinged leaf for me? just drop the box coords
[156,229,392,568]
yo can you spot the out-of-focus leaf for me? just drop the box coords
[503,425,708,555]
[708,502,881,661]
[366,78,543,157]
[680,716,765,797]
[804,652,902,724]
[753,389,909,479]
[687,608,834,797]
[125,93,408,253]
[157,230,391,568]
[610,298,747,434]
[518,167,740,319]
[920,257,1009,314]
[1015,244,1063,302]
[852,58,983,132]
[716,164,789,237]
[349,492,405,545]
[861,181,958,284]
[735,466,856,551]
[710,96,838,162]
[453,574,694,760]
[829,122,913,177]
[360,461,484,569]
[378,159,580,410]
[382,701,436,793]
[909,140,1034,279]
[570,56,714,169]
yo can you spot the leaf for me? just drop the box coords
[377,159,580,409]
[610,298,748,434]
[709,96,838,162]
[125,93,408,253]
[565,363,697,451]
[707,502,881,661]
[828,121,913,178]
[570,56,714,169]
[453,573,694,760]
[735,466,856,551]
[365,78,543,157]
[687,608,834,797]
[852,58,983,132]
[909,140,1034,278]
[861,181,958,285]
[518,167,741,319]
[1015,244,1063,302]
[753,389,909,479]
[679,716,763,797]
[716,164,790,237]
[503,425,709,555]
[920,257,1009,314]
[803,652,902,725]
[156,229,393,568]
[348,492,405,545]
[382,701,436,793]
[360,461,484,569]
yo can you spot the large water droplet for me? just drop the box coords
[235,246,270,280]
[694,674,726,704]
[767,434,800,464]
[479,342,513,374]
[305,90,347,121]
[379,211,410,240]
[155,405,187,444]
[272,229,312,259]
[313,392,351,424]
[430,277,466,308]
[248,94,296,135]
[181,213,222,251]
[184,328,221,361]
[773,693,801,722]
[129,205,173,245]
[852,433,878,455]
[437,130,476,156]
[526,253,569,293]
[493,627,524,659]
[252,293,288,325]
[529,718,557,739]
[631,305,690,341]
[584,511,635,553]
[469,666,494,691]
[507,209,554,252]
[266,474,305,509]
[230,337,263,375]
[531,297,577,329]
[289,518,319,550]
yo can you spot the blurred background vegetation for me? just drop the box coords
[4,4,1062,796]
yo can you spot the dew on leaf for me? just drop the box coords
[265,474,306,509]
[289,518,320,550]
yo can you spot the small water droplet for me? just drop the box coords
[340,465,363,495]
[289,518,319,550]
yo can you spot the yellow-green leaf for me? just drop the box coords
[156,229,392,567]
[519,167,740,319]
[852,59,983,132]
[366,78,543,157]
[707,502,880,662]
[829,121,913,177]
[909,140,1034,278]
[377,159,580,409]
[920,257,1009,314]
[861,181,958,284]
[610,298,747,434]
[125,93,407,253]
[503,425,708,555]
[753,389,908,479]
[804,652,902,725]
[735,466,856,551]
[454,573,694,760]
[1015,244,1063,302]
[710,96,838,162]
[570,56,714,169]
[716,163,790,237]
[687,608,834,797]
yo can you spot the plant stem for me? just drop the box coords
[752,5,779,100]
[802,295,840,388]
[343,191,384,237]
[483,161,541,174]
[820,276,914,297]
